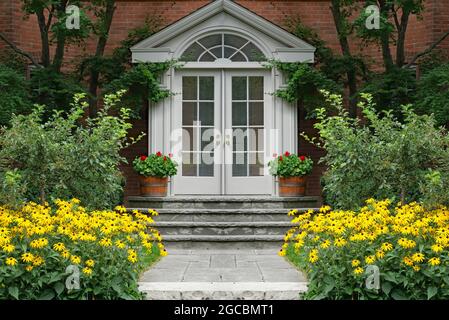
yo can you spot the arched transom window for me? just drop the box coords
[180,33,265,62]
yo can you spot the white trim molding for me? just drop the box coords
[131,0,315,64]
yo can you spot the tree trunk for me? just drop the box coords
[36,9,50,67]
[396,9,410,67]
[330,0,358,118]
[89,0,116,118]
[52,1,69,73]
[378,0,395,72]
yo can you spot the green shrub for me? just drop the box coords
[305,91,449,210]
[415,63,449,127]
[0,65,31,126]
[0,91,141,209]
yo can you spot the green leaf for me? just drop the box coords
[8,286,19,300]
[391,289,407,300]
[381,282,393,296]
[54,282,65,296]
[38,289,56,300]
[427,286,438,300]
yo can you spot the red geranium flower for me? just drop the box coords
[163,156,167,161]
[140,155,147,161]
[299,155,306,161]
[273,153,278,158]
[284,151,290,157]
[279,156,283,161]
[156,151,162,157]
[168,153,173,158]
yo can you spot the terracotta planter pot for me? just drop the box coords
[139,176,168,197]
[279,176,307,197]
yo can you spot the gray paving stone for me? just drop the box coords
[220,268,263,282]
[210,255,236,268]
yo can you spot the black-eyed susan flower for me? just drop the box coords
[21,253,34,263]
[351,259,360,267]
[365,255,376,264]
[5,257,17,266]
[428,257,441,266]
[70,255,81,265]
[85,259,95,267]
[353,267,364,275]
[82,267,93,275]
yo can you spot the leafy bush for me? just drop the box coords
[415,63,449,127]
[268,151,313,177]
[0,65,31,126]
[0,91,141,209]
[133,152,178,177]
[0,199,166,300]
[306,91,449,210]
[281,199,449,300]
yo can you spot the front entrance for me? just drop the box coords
[172,70,273,195]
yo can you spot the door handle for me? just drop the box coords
[225,134,231,146]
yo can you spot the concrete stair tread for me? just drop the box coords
[163,235,284,241]
[128,208,318,214]
[156,221,292,227]
[128,196,319,202]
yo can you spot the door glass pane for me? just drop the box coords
[199,152,214,177]
[199,77,214,100]
[182,102,197,125]
[232,152,247,176]
[183,77,197,100]
[248,128,263,152]
[182,127,197,152]
[224,34,248,49]
[233,128,247,152]
[199,102,214,126]
[232,102,247,126]
[232,77,247,100]
[249,152,264,176]
[201,127,215,152]
[210,47,223,59]
[198,34,222,48]
[182,153,196,176]
[230,52,246,62]
[249,77,263,100]
[249,102,263,126]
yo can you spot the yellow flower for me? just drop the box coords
[32,256,44,266]
[161,249,168,257]
[70,255,81,264]
[2,244,15,253]
[53,242,65,252]
[376,249,385,259]
[278,249,286,257]
[308,249,319,263]
[61,250,70,259]
[365,255,376,264]
[381,242,393,252]
[398,238,416,249]
[5,257,17,266]
[403,256,414,266]
[25,265,33,272]
[334,238,347,247]
[413,265,421,272]
[85,259,95,267]
[431,244,443,253]
[30,238,48,249]
[353,267,364,275]
[82,267,93,275]
[411,252,425,263]
[320,240,331,249]
[115,240,126,249]
[351,259,360,267]
[428,257,441,266]
[21,252,34,263]
[99,238,112,247]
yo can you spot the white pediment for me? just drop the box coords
[131,0,315,64]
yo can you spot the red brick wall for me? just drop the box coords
[1,0,448,198]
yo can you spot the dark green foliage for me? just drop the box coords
[361,67,417,119]
[415,63,449,127]
[0,65,31,126]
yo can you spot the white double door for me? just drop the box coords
[172,69,273,195]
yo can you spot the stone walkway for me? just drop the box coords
[139,248,308,300]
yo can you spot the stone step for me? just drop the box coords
[127,208,318,222]
[162,235,285,249]
[127,196,320,209]
[139,282,307,300]
[156,221,291,236]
